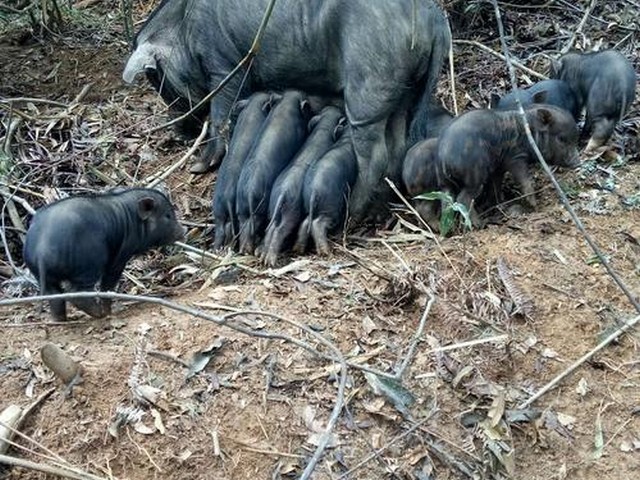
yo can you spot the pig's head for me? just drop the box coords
[123,0,208,118]
[136,191,186,249]
[528,105,580,168]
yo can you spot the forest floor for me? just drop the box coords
[1,1,639,479]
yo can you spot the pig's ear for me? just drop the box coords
[531,90,548,104]
[489,93,501,109]
[137,197,156,220]
[300,99,312,117]
[267,92,282,110]
[536,107,554,127]
[333,117,348,141]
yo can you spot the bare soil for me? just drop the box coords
[1,1,639,479]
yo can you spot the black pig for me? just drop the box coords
[423,103,455,140]
[295,129,358,255]
[212,92,278,250]
[123,0,451,221]
[491,79,580,120]
[235,91,312,254]
[550,50,636,151]
[437,106,580,226]
[23,188,185,321]
[261,106,344,266]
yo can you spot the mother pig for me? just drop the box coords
[123,0,450,220]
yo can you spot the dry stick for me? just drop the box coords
[0,292,395,381]
[490,0,640,315]
[559,0,596,55]
[144,120,209,188]
[518,314,640,409]
[0,454,107,480]
[453,39,547,81]
[0,97,69,108]
[0,188,36,215]
[175,241,264,276]
[445,13,459,115]
[395,294,435,379]
[147,0,278,134]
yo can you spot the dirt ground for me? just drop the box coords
[1,1,639,479]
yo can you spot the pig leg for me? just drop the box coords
[311,217,331,255]
[190,76,246,174]
[506,158,537,209]
[294,217,311,254]
[349,120,390,221]
[43,284,67,322]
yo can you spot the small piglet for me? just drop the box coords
[24,188,185,321]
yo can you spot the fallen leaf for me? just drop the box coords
[593,412,604,460]
[557,412,576,429]
[133,421,155,435]
[576,377,589,397]
[362,316,377,335]
[151,408,165,435]
[293,270,312,282]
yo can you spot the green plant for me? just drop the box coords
[415,191,472,236]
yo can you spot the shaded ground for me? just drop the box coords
[1,1,639,479]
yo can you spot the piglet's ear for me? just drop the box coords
[308,114,321,132]
[138,197,156,220]
[536,107,554,126]
[531,90,548,104]
[300,99,312,117]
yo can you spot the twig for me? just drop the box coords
[147,0,278,134]
[518,314,640,409]
[560,0,596,55]
[425,334,509,355]
[453,39,547,80]
[175,241,263,276]
[0,97,69,108]
[490,0,640,315]
[0,453,107,480]
[0,188,36,215]
[144,120,209,188]
[147,350,189,368]
[445,13,458,115]
[395,294,435,379]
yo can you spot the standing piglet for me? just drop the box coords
[437,105,580,227]
[295,129,358,255]
[261,106,344,266]
[212,92,278,250]
[236,90,312,254]
[23,188,185,321]
[550,50,636,151]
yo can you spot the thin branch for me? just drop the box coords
[395,294,435,379]
[0,454,106,480]
[560,0,596,55]
[453,39,547,80]
[144,120,208,188]
[518,314,640,409]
